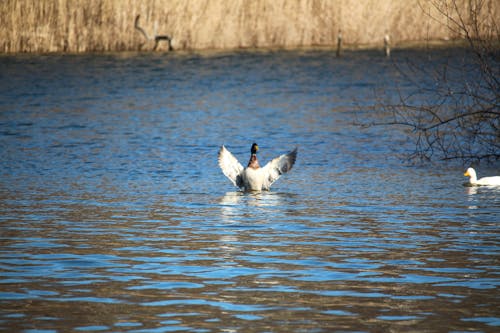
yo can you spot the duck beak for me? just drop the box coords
[464,171,469,177]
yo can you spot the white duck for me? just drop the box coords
[464,167,500,186]
[218,143,297,191]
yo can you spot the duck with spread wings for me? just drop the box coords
[218,143,297,191]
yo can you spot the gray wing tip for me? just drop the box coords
[217,145,226,160]
[287,147,298,170]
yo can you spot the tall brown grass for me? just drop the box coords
[0,0,498,53]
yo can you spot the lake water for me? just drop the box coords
[1,49,499,332]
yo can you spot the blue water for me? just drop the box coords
[0,49,499,332]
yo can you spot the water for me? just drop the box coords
[1,49,499,332]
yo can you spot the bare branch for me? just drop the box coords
[374,0,500,163]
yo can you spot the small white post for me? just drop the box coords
[336,29,342,57]
[384,31,390,58]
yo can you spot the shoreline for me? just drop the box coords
[0,39,471,56]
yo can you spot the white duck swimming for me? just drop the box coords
[464,167,500,186]
[218,143,297,191]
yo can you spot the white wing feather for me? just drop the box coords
[218,145,244,188]
[261,147,297,190]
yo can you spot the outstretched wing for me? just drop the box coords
[218,145,244,188]
[261,147,297,189]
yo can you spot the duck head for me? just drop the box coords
[464,167,477,182]
[251,143,259,155]
[248,143,260,169]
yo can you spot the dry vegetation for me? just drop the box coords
[1,0,498,53]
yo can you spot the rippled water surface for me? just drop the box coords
[1,49,499,332]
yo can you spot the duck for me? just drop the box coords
[464,167,500,186]
[218,143,297,191]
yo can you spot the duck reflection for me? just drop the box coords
[218,191,292,225]
[219,191,290,217]
[466,186,478,196]
[465,186,479,209]
[465,184,500,210]
[219,191,245,206]
[219,191,285,207]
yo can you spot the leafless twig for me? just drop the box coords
[361,0,499,164]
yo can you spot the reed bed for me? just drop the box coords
[0,0,497,53]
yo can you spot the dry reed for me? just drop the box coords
[0,0,498,53]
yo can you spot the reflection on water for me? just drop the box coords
[465,185,500,211]
[1,49,499,332]
[220,191,286,207]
